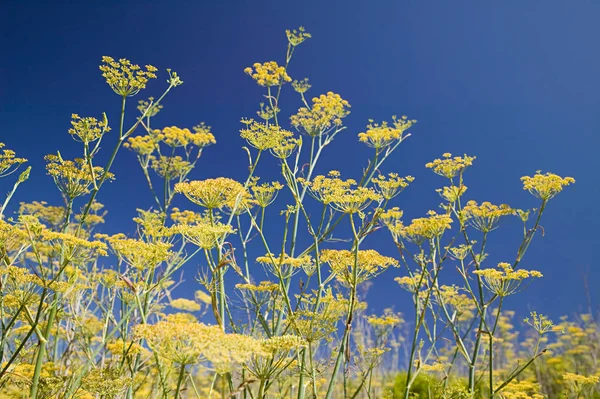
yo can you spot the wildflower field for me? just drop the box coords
[0,17,597,399]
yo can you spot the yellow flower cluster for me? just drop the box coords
[320,249,398,286]
[461,200,515,231]
[124,132,160,156]
[173,216,235,250]
[290,92,351,136]
[101,234,172,270]
[42,230,108,260]
[562,372,599,386]
[19,201,65,228]
[0,219,28,253]
[137,96,163,117]
[379,207,404,241]
[286,26,311,46]
[80,367,131,398]
[372,173,414,200]
[521,171,575,201]
[426,153,476,179]
[301,171,381,213]
[0,143,27,177]
[134,317,260,371]
[357,115,416,149]
[436,184,468,203]
[256,253,313,271]
[175,178,247,210]
[400,211,453,243]
[68,114,110,143]
[395,274,424,293]
[366,313,403,328]
[524,311,555,334]
[244,61,291,87]
[150,155,192,180]
[45,154,113,199]
[437,285,475,316]
[239,119,295,151]
[170,298,202,312]
[236,281,280,292]
[99,56,158,96]
[156,125,216,148]
[293,289,349,342]
[250,179,283,208]
[473,262,542,297]
[292,78,311,94]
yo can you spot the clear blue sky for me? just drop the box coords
[1,1,598,321]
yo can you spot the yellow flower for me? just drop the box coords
[358,115,416,149]
[150,155,192,180]
[524,311,555,334]
[101,234,172,270]
[290,92,351,137]
[292,78,311,94]
[0,142,27,177]
[244,61,291,87]
[372,173,414,200]
[426,153,476,179]
[45,154,113,199]
[250,179,283,208]
[321,249,398,286]
[68,113,110,143]
[175,178,246,210]
[461,200,515,231]
[137,96,163,117]
[400,211,453,243]
[521,171,575,201]
[173,216,235,250]
[474,262,542,297]
[286,26,311,46]
[301,171,381,213]
[170,298,201,312]
[99,56,158,96]
[239,119,295,151]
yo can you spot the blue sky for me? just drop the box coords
[1,1,598,322]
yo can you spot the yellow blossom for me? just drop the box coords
[290,92,350,136]
[175,178,246,210]
[461,200,515,231]
[0,143,27,177]
[99,56,158,96]
[244,61,291,87]
[521,171,575,201]
[170,298,201,312]
[372,173,414,200]
[474,262,542,296]
[240,119,295,151]
[321,249,398,286]
[45,154,113,199]
[426,153,476,179]
[358,115,416,149]
[400,211,453,243]
[286,26,311,46]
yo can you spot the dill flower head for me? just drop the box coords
[81,367,131,398]
[524,311,555,335]
[68,113,110,143]
[292,78,311,94]
[172,215,235,249]
[437,285,475,316]
[19,201,66,228]
[155,125,216,148]
[461,200,515,231]
[99,56,158,96]
[124,132,161,156]
[379,207,404,241]
[239,119,295,151]
[170,298,201,312]
[175,178,246,210]
[290,92,351,137]
[0,142,27,177]
[372,173,414,200]
[137,96,163,117]
[473,262,542,297]
[45,154,113,199]
[101,234,172,270]
[301,171,382,213]
[250,179,283,208]
[562,372,600,387]
[320,249,398,286]
[42,230,108,263]
[236,280,280,293]
[366,312,403,330]
[436,184,468,203]
[400,211,453,243]
[244,61,291,87]
[150,155,192,180]
[286,26,311,46]
[426,153,476,179]
[134,317,261,371]
[358,115,416,149]
[256,252,313,278]
[521,171,575,201]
